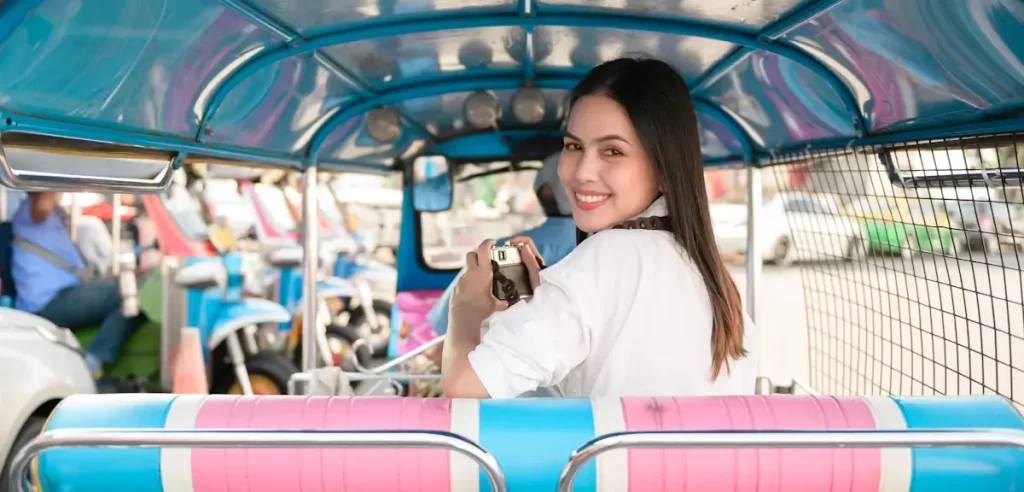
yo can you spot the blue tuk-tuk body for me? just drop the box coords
[2,1,1023,491]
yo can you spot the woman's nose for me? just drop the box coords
[572,151,601,183]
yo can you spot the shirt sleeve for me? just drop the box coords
[467,229,642,398]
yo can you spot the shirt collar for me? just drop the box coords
[632,195,668,219]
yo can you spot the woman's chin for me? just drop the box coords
[572,213,613,233]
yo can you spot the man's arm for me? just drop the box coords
[28,192,57,223]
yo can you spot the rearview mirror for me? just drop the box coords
[0,133,174,193]
[412,155,452,212]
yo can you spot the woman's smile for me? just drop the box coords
[573,190,611,211]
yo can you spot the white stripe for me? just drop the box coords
[865,397,912,492]
[450,399,481,492]
[591,398,628,492]
[160,395,205,492]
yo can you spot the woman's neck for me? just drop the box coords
[630,195,668,220]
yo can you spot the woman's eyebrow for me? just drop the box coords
[563,131,630,145]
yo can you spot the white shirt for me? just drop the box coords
[467,198,758,398]
[75,215,113,275]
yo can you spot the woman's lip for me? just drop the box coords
[574,192,609,211]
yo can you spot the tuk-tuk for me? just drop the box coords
[2,1,1024,491]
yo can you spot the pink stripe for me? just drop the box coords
[225,396,257,492]
[621,396,882,492]
[299,397,331,492]
[245,398,310,491]
[193,397,450,492]
[192,396,237,492]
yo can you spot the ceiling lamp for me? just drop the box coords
[511,87,546,124]
[365,107,402,143]
[463,91,501,130]
[457,40,494,69]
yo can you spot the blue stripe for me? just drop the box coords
[894,396,1024,491]
[39,394,178,492]
[477,398,597,492]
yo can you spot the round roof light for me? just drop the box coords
[366,107,402,143]
[458,40,494,69]
[464,91,501,130]
[511,87,546,125]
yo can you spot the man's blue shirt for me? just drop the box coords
[11,201,85,312]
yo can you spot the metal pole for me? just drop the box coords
[9,428,507,492]
[111,194,122,275]
[0,186,8,220]
[556,428,1024,492]
[744,165,762,324]
[299,165,320,390]
[68,193,80,242]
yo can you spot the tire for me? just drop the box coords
[845,236,866,261]
[290,323,373,371]
[984,236,999,255]
[771,237,794,267]
[347,300,393,354]
[211,353,298,395]
[1,416,46,492]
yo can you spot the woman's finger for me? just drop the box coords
[465,251,479,268]
[509,236,545,267]
[476,239,496,267]
[519,245,542,289]
[493,299,509,312]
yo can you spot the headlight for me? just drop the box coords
[22,324,83,353]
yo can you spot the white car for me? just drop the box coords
[714,192,864,265]
[0,309,96,488]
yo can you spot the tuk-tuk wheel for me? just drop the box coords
[347,300,393,354]
[289,324,372,371]
[211,353,297,395]
[0,416,45,491]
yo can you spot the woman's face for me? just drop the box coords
[558,94,660,232]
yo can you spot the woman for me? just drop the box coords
[441,57,757,398]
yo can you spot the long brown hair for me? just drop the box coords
[571,56,746,379]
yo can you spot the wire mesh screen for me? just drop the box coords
[765,133,1024,407]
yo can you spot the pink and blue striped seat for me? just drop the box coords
[35,394,1024,491]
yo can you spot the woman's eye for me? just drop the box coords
[563,142,582,151]
[603,148,623,157]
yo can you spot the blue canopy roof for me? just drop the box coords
[0,0,1021,173]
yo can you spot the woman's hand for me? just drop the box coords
[451,239,507,323]
[507,236,544,289]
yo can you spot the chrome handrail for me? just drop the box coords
[351,334,444,374]
[556,428,1024,492]
[11,428,507,492]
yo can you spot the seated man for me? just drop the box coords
[425,152,577,337]
[11,191,143,379]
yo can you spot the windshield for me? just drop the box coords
[162,185,208,242]
[252,183,297,235]
[203,179,255,236]
[419,161,546,270]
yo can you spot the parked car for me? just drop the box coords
[0,310,96,489]
[941,200,998,253]
[714,192,863,266]
[990,202,1024,252]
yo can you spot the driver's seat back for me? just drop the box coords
[0,221,17,304]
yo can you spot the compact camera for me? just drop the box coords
[490,244,534,301]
